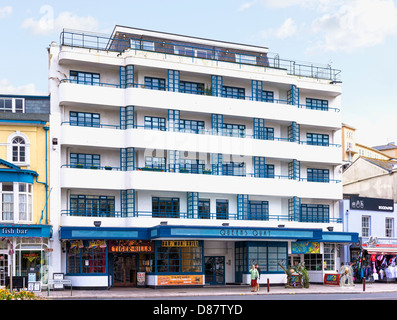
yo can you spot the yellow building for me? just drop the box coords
[342,123,390,163]
[0,94,51,288]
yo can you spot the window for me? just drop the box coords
[130,39,154,51]
[145,157,166,170]
[179,119,205,134]
[386,218,394,237]
[144,77,166,91]
[70,111,100,128]
[265,164,275,178]
[223,123,245,137]
[174,46,213,59]
[156,243,203,273]
[307,133,329,146]
[0,98,24,113]
[306,98,328,111]
[248,201,269,220]
[144,116,166,131]
[324,244,335,271]
[67,242,106,275]
[262,90,274,103]
[362,216,370,237]
[236,54,256,65]
[216,199,228,220]
[223,162,245,177]
[180,159,205,174]
[180,81,205,95]
[12,137,25,163]
[301,204,329,223]
[0,182,32,222]
[70,195,115,217]
[70,71,100,86]
[222,86,245,99]
[307,168,329,183]
[304,254,323,271]
[198,199,210,219]
[152,197,180,218]
[70,153,100,168]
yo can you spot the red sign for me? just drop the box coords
[324,273,340,285]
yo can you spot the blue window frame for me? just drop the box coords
[145,157,166,170]
[307,168,329,183]
[265,164,275,178]
[180,81,205,95]
[144,116,166,131]
[70,195,115,217]
[307,133,329,146]
[67,242,107,275]
[70,70,100,86]
[248,201,269,221]
[198,199,210,219]
[180,159,205,174]
[306,98,329,111]
[152,197,180,218]
[223,162,245,177]
[144,77,166,90]
[70,111,100,128]
[223,123,245,137]
[156,241,203,273]
[262,90,274,103]
[179,119,205,134]
[216,199,229,220]
[70,153,100,168]
[301,204,329,223]
[222,86,245,99]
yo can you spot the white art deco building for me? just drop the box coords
[48,26,358,288]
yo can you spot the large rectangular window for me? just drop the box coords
[179,119,205,134]
[300,204,329,223]
[70,71,100,86]
[198,199,210,219]
[156,242,203,273]
[241,242,287,273]
[180,159,205,174]
[222,86,245,99]
[248,201,269,221]
[180,81,205,95]
[324,244,335,271]
[223,123,245,137]
[304,254,323,271]
[144,116,166,131]
[0,98,24,113]
[386,218,394,237]
[307,168,329,183]
[70,111,100,128]
[307,133,329,146]
[67,242,107,275]
[362,216,370,237]
[70,195,115,217]
[152,197,180,218]
[70,153,100,169]
[223,162,245,177]
[145,157,166,171]
[216,199,228,220]
[306,98,328,111]
[144,77,166,91]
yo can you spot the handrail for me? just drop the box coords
[60,209,342,223]
[60,29,341,82]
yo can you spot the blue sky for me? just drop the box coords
[1,0,397,147]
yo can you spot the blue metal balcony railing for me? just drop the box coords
[60,29,341,82]
[59,78,341,113]
[60,209,342,223]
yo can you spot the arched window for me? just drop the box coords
[12,137,26,162]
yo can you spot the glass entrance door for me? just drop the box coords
[112,254,137,287]
[205,256,225,285]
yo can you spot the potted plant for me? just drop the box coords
[180,168,189,173]
[75,163,83,169]
[105,166,112,171]
[203,169,212,175]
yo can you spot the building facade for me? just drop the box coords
[48,26,357,288]
[0,94,51,287]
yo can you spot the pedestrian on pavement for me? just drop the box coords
[255,263,261,291]
[249,264,259,292]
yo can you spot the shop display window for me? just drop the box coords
[66,241,107,275]
[304,253,323,271]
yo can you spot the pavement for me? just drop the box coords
[35,281,397,299]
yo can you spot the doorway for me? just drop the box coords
[0,254,8,286]
[205,256,225,285]
[112,254,137,287]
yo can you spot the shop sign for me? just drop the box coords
[161,240,199,247]
[1,227,29,236]
[291,241,320,254]
[324,274,340,286]
[109,240,154,253]
[158,275,203,286]
[350,196,394,212]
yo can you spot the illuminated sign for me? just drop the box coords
[161,240,199,247]
[109,240,154,253]
[158,275,203,286]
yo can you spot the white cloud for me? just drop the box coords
[0,6,12,19]
[275,18,297,39]
[22,5,99,35]
[308,0,397,53]
[0,79,46,95]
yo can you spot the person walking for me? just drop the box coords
[249,264,259,292]
[255,263,261,291]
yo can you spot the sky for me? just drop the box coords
[1,0,397,147]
